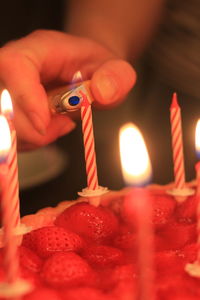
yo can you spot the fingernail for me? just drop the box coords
[96,74,118,103]
[29,112,47,135]
[59,121,76,137]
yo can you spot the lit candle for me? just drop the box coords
[65,71,108,202]
[0,90,20,229]
[195,120,200,194]
[0,115,19,284]
[185,119,200,277]
[0,116,32,298]
[119,123,155,300]
[167,93,194,199]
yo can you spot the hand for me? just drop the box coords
[0,30,136,150]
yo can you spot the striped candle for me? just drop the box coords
[1,90,20,229]
[0,116,19,284]
[80,91,98,190]
[170,93,185,189]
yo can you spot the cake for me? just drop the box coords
[1,181,199,300]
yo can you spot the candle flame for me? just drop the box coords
[119,123,152,186]
[0,89,13,118]
[195,119,200,159]
[0,115,11,162]
[72,71,83,83]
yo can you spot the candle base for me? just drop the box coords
[185,261,200,278]
[78,186,108,197]
[166,187,194,202]
[0,278,33,298]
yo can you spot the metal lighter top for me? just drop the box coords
[48,80,93,114]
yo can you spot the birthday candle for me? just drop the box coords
[80,91,98,190]
[0,115,19,283]
[1,90,20,229]
[170,93,185,189]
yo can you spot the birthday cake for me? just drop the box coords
[0,181,196,300]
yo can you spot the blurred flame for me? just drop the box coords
[72,71,83,83]
[0,89,13,118]
[0,115,11,162]
[195,119,200,158]
[119,123,152,186]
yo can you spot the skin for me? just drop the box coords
[0,0,164,151]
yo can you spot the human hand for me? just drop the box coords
[0,30,136,150]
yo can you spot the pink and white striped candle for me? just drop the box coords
[1,90,20,229]
[0,115,19,284]
[170,93,185,189]
[80,91,98,190]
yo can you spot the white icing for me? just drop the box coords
[185,261,200,278]
[78,186,109,197]
[0,224,32,236]
[166,187,195,197]
[0,278,33,297]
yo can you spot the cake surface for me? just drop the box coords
[0,182,199,300]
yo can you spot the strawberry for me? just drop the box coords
[23,287,61,300]
[62,287,113,300]
[160,221,196,250]
[31,226,83,258]
[113,227,137,251]
[55,203,119,242]
[19,246,42,272]
[121,190,175,229]
[41,252,94,288]
[181,243,198,264]
[151,195,176,229]
[176,196,197,223]
[83,245,124,268]
[110,264,136,284]
[22,230,37,251]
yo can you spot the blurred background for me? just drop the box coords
[0,0,199,215]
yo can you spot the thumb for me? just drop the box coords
[91,59,136,107]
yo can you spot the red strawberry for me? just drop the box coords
[160,221,196,250]
[155,250,185,275]
[33,226,83,258]
[22,230,37,251]
[151,195,176,229]
[121,190,175,229]
[110,264,136,284]
[62,287,113,300]
[19,246,42,272]
[55,203,119,242]
[176,196,197,223]
[83,245,124,268]
[113,227,137,251]
[23,287,61,300]
[41,252,93,288]
[181,243,198,264]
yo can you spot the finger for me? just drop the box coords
[91,59,136,106]
[0,49,50,135]
[14,103,76,150]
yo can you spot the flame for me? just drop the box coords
[0,89,13,118]
[72,71,83,83]
[195,119,200,158]
[119,123,152,186]
[0,115,11,162]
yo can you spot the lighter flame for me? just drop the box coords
[0,115,11,162]
[0,89,13,118]
[119,123,152,186]
[195,119,200,156]
[72,71,83,83]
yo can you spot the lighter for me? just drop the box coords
[48,80,93,114]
